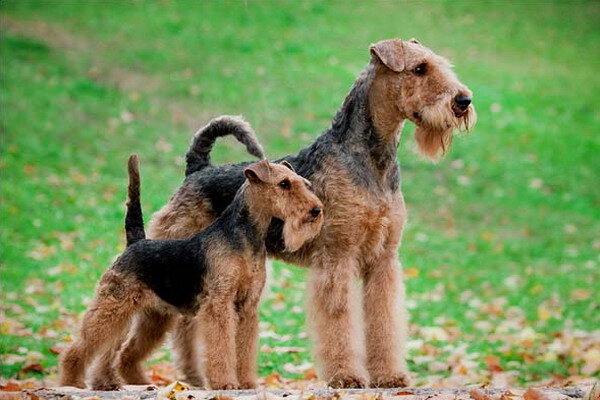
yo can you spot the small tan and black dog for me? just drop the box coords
[59,155,323,390]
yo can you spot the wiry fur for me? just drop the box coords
[119,38,476,388]
[125,155,145,246]
[59,157,323,390]
[185,115,265,176]
[413,92,476,161]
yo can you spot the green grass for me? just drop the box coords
[1,1,599,386]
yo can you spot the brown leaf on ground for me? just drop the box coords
[0,381,21,391]
[470,389,497,400]
[484,355,504,373]
[263,371,283,388]
[20,363,43,374]
[148,362,177,386]
[524,388,570,400]
[303,368,318,381]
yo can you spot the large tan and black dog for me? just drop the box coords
[118,38,476,388]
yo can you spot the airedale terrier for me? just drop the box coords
[119,38,477,388]
[59,156,323,390]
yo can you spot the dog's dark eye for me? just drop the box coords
[279,179,290,190]
[413,63,427,76]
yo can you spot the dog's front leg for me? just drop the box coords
[362,251,410,388]
[307,255,368,388]
[234,303,259,389]
[235,267,265,390]
[199,298,238,390]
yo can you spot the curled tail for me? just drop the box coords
[185,115,265,176]
[125,154,145,246]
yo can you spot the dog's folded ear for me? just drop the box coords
[244,160,272,184]
[370,38,405,73]
[280,160,295,172]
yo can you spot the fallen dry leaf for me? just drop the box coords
[157,381,189,400]
[303,368,318,381]
[484,355,504,373]
[524,388,570,400]
[20,363,43,374]
[148,362,177,386]
[470,389,495,400]
[263,371,283,388]
[0,381,21,391]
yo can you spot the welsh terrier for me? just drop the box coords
[59,155,323,390]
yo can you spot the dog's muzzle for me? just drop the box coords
[452,95,472,117]
[310,206,322,220]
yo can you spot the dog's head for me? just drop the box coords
[369,38,476,161]
[244,160,324,252]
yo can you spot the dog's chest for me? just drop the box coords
[234,256,266,305]
[321,178,405,255]
[359,194,406,258]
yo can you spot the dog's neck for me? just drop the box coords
[209,185,272,253]
[243,186,277,234]
[368,65,406,144]
[327,63,404,174]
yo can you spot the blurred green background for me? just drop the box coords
[1,1,599,386]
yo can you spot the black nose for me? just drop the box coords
[310,207,321,218]
[455,95,472,111]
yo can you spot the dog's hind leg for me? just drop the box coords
[90,346,124,391]
[59,272,143,389]
[172,316,204,387]
[117,308,174,384]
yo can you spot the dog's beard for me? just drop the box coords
[413,102,476,162]
[283,214,324,252]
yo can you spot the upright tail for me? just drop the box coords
[125,154,145,246]
[185,115,265,176]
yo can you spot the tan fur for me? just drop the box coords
[370,39,476,161]
[171,316,204,385]
[59,271,161,389]
[62,161,323,390]
[118,308,175,384]
[119,192,216,388]
[136,187,222,387]
[147,183,216,240]
[122,38,475,388]
[298,159,409,387]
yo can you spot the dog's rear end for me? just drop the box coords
[60,155,153,390]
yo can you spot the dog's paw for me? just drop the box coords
[117,365,150,385]
[184,376,205,389]
[91,382,123,391]
[328,374,368,389]
[238,381,258,390]
[211,382,238,390]
[370,372,411,388]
